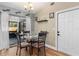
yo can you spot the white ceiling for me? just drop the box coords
[0,2,50,13]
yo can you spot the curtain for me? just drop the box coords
[0,11,9,50]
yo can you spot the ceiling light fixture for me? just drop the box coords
[24,2,34,12]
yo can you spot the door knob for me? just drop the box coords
[57,31,60,33]
[57,33,60,36]
[57,31,60,36]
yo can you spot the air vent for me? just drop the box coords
[50,2,55,5]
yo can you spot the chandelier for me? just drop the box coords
[24,2,34,12]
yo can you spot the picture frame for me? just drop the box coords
[49,12,54,18]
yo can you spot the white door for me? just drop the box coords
[57,8,79,55]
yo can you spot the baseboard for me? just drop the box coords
[45,44,57,50]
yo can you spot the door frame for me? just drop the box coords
[55,5,79,50]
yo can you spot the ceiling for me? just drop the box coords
[0,2,50,13]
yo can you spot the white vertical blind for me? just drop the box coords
[26,16,31,34]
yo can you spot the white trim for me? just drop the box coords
[55,12,58,50]
[55,5,79,51]
[45,44,57,50]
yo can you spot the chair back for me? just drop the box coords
[23,31,30,40]
[23,31,30,36]
[35,31,48,49]
[38,31,48,42]
[16,31,30,46]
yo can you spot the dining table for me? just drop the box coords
[25,35,38,55]
[24,31,48,55]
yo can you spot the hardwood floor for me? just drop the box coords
[0,46,69,56]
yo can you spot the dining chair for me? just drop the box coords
[16,31,31,56]
[32,31,48,56]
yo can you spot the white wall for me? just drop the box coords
[35,2,79,47]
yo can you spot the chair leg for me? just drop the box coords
[29,46,32,56]
[25,47,28,55]
[19,48,21,56]
[37,48,40,56]
[26,47,27,51]
[29,43,33,56]
[31,46,33,55]
[44,46,46,56]
[16,46,19,55]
